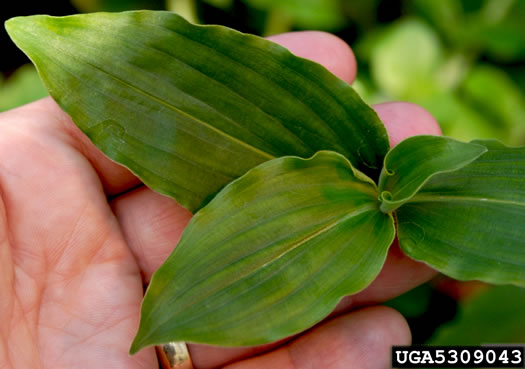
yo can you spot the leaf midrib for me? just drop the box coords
[91,15,352,157]
[154,204,376,334]
[192,212,389,337]
[84,61,275,160]
[149,203,378,332]
[31,29,277,164]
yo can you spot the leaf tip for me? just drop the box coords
[129,338,142,355]
[5,14,51,52]
[129,312,156,355]
[129,331,149,355]
[4,16,24,38]
[465,141,488,157]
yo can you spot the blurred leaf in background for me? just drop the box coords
[386,282,525,346]
[71,0,165,12]
[244,0,345,34]
[360,16,501,142]
[385,282,458,344]
[351,0,525,145]
[0,64,47,112]
[422,93,503,143]
[386,283,434,321]
[410,0,525,62]
[462,65,525,145]
[202,0,232,8]
[200,0,346,35]
[74,0,200,24]
[370,18,444,100]
[430,285,525,344]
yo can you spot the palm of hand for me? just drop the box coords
[0,105,157,368]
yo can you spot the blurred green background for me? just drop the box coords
[1,0,524,349]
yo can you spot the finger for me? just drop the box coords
[374,102,442,147]
[111,187,192,283]
[223,307,410,369]
[0,104,156,368]
[267,31,357,83]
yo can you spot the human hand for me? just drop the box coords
[0,31,441,369]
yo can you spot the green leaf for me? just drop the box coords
[384,283,433,319]
[243,0,345,30]
[429,285,525,345]
[5,11,389,212]
[370,18,444,100]
[462,65,525,145]
[469,0,525,62]
[397,140,525,286]
[131,151,395,351]
[411,0,463,44]
[202,0,233,9]
[71,0,165,12]
[378,135,487,213]
[420,92,505,142]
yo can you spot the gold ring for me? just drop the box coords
[156,342,194,369]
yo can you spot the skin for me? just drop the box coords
[0,31,441,369]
